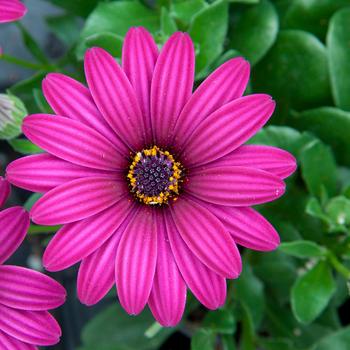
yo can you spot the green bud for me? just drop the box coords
[0,93,27,140]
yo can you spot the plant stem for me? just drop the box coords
[0,54,43,70]
[28,225,61,235]
[328,252,350,279]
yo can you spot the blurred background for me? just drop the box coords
[1,0,350,349]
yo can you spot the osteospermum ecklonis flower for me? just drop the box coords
[0,176,66,349]
[0,0,26,23]
[6,27,296,326]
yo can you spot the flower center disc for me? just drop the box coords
[127,146,183,205]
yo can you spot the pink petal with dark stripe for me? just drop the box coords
[42,73,128,154]
[30,177,126,225]
[148,211,186,327]
[0,305,61,346]
[0,265,66,310]
[165,211,226,309]
[22,114,126,171]
[116,207,157,315]
[151,32,194,147]
[6,154,119,193]
[181,94,275,167]
[43,197,134,271]
[0,177,10,207]
[0,207,29,264]
[0,329,37,350]
[187,166,285,207]
[173,57,250,150]
[77,209,137,305]
[0,0,26,23]
[170,197,241,278]
[85,47,145,150]
[195,200,280,251]
[122,27,158,145]
[207,145,297,179]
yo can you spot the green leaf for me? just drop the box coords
[305,197,331,224]
[315,326,350,350]
[9,138,43,155]
[46,14,81,47]
[170,0,207,28]
[24,193,42,211]
[279,240,326,258]
[229,0,279,65]
[160,7,177,36]
[49,0,100,18]
[221,334,237,350]
[291,260,336,324]
[235,265,264,328]
[240,305,255,350]
[283,0,350,39]
[327,7,350,111]
[16,23,49,64]
[189,0,228,76]
[292,107,350,166]
[300,139,337,198]
[191,329,216,350]
[84,32,124,59]
[80,304,173,350]
[253,30,331,110]
[203,309,236,335]
[259,338,295,350]
[326,196,350,227]
[33,89,53,114]
[77,1,160,59]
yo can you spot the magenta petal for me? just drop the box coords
[170,197,241,278]
[0,207,29,264]
[30,177,126,225]
[22,114,126,171]
[209,145,297,179]
[0,265,66,310]
[0,305,61,346]
[173,57,250,150]
[85,47,145,150]
[151,32,195,146]
[196,200,280,251]
[116,207,157,315]
[0,177,10,207]
[0,0,27,23]
[0,329,37,350]
[42,73,128,154]
[148,211,186,327]
[182,94,275,167]
[122,27,158,145]
[6,154,119,193]
[187,166,285,206]
[77,212,135,305]
[43,198,134,271]
[165,211,226,309]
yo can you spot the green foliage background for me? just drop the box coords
[2,0,350,349]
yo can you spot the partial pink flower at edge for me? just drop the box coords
[0,0,27,23]
[0,177,66,349]
[6,27,297,327]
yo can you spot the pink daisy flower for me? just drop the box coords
[0,0,27,23]
[7,28,296,326]
[0,177,66,349]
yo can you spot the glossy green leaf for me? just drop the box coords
[327,7,350,111]
[221,335,237,350]
[305,197,331,224]
[160,7,177,36]
[300,139,337,198]
[283,0,350,39]
[240,305,255,350]
[170,0,207,28]
[46,14,81,47]
[84,32,124,59]
[77,1,160,58]
[292,107,350,166]
[229,0,278,65]
[279,240,326,259]
[291,261,336,324]
[80,304,173,350]
[191,329,215,350]
[253,30,331,110]
[326,196,350,227]
[315,326,350,350]
[203,309,236,335]
[49,0,100,18]
[189,0,228,75]
[9,138,44,155]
